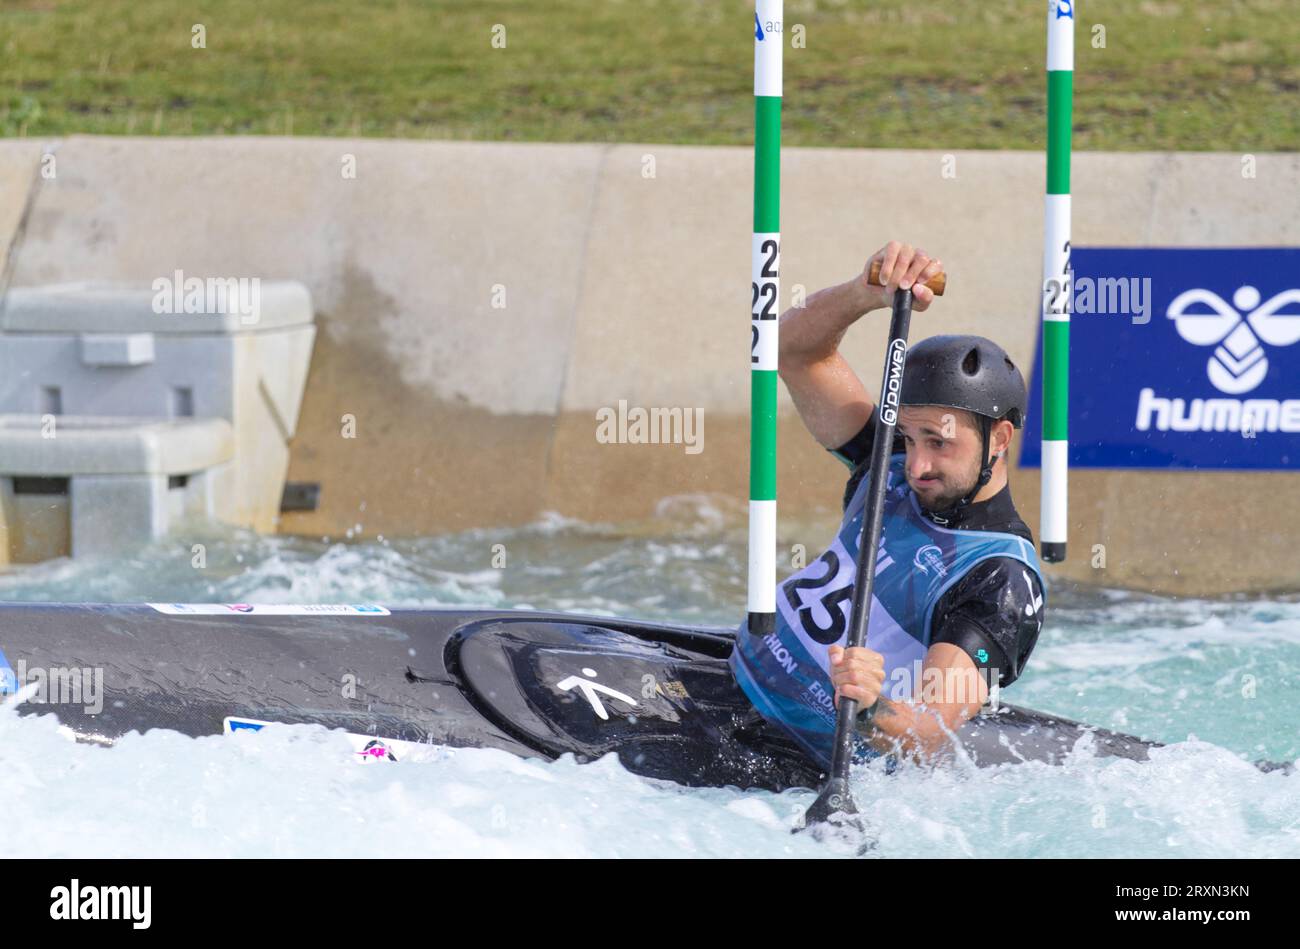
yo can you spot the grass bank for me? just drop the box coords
[1,0,1296,150]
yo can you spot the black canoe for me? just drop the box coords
[2,603,1283,788]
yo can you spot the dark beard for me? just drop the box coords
[912,464,980,512]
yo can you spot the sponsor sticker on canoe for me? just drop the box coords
[148,603,391,616]
[222,716,426,763]
[224,716,270,733]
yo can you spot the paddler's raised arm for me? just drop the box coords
[778,241,944,452]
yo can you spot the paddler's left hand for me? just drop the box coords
[828,644,885,709]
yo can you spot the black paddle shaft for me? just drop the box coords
[806,286,913,824]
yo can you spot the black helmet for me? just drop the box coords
[899,335,1027,429]
[897,335,1028,518]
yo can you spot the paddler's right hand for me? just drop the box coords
[828,644,886,709]
[857,241,943,313]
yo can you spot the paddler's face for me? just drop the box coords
[897,405,983,511]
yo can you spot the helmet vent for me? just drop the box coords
[961,347,980,376]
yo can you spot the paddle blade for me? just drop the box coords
[793,776,875,852]
[804,775,857,823]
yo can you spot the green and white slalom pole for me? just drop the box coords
[749,0,781,637]
[1040,0,1073,564]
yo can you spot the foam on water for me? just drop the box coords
[0,514,1296,857]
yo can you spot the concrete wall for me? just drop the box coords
[1,137,1297,594]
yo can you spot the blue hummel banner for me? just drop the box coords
[1020,247,1300,470]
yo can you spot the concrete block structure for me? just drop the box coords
[0,281,315,562]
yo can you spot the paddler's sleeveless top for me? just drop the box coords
[729,452,1045,770]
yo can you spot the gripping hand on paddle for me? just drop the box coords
[858,241,944,313]
[828,644,886,709]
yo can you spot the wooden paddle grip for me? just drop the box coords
[868,259,946,296]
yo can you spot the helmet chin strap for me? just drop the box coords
[926,416,1001,523]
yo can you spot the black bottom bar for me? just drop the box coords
[746,611,775,637]
[1041,540,1067,563]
